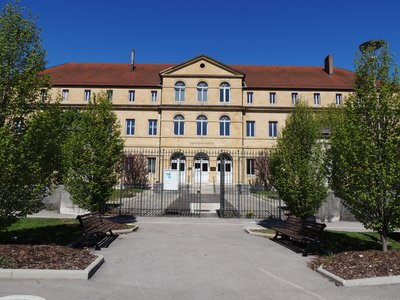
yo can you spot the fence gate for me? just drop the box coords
[106,149,283,219]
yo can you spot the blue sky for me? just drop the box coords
[10,0,400,70]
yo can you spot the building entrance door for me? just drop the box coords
[171,152,186,183]
[193,152,209,184]
[217,153,232,184]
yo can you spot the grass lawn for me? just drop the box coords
[321,230,400,254]
[252,190,280,199]
[109,188,144,201]
[0,218,82,246]
[250,228,276,235]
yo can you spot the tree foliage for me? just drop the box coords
[327,43,400,251]
[0,1,49,230]
[62,94,124,212]
[269,101,328,218]
[0,1,48,129]
[124,154,149,188]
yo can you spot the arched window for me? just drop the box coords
[197,81,208,102]
[220,82,230,103]
[174,115,185,136]
[174,81,185,102]
[196,115,208,136]
[219,115,230,136]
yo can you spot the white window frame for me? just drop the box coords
[148,157,156,173]
[314,93,321,106]
[174,82,185,102]
[197,82,208,102]
[151,91,157,102]
[291,93,298,105]
[84,90,91,101]
[269,121,278,137]
[196,115,208,136]
[126,119,135,136]
[148,119,157,136]
[247,92,253,104]
[129,90,135,102]
[336,93,342,106]
[269,92,276,104]
[219,116,231,136]
[220,82,230,103]
[246,121,255,137]
[173,115,185,136]
[62,89,69,102]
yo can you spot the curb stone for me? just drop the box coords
[111,224,139,235]
[0,254,104,280]
[244,227,275,238]
[317,265,400,287]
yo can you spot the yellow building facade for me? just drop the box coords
[44,54,354,185]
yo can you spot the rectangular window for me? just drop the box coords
[62,89,69,102]
[126,119,135,135]
[269,92,276,104]
[129,90,135,102]
[84,90,91,101]
[107,90,113,101]
[151,91,157,102]
[147,157,156,173]
[40,89,47,102]
[314,93,321,106]
[246,159,255,175]
[246,121,255,137]
[247,92,253,104]
[269,121,278,137]
[336,93,342,106]
[291,93,298,105]
[148,119,157,135]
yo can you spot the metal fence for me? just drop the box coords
[105,148,284,219]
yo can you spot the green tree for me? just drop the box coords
[0,1,49,130]
[0,1,50,230]
[62,94,124,212]
[269,101,328,218]
[327,42,400,252]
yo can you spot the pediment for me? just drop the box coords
[160,55,244,78]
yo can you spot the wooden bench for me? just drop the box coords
[271,215,326,256]
[76,212,116,250]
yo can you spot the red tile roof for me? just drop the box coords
[43,62,354,90]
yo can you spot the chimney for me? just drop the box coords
[324,54,333,75]
[131,48,135,71]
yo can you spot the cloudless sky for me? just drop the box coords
[8,0,400,70]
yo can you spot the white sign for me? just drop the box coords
[163,169,179,190]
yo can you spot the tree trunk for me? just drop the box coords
[381,231,388,252]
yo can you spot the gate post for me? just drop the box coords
[119,155,124,216]
[220,158,225,218]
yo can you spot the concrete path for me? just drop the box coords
[1,217,399,300]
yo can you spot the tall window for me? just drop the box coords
[314,93,321,106]
[269,121,278,137]
[148,119,157,135]
[220,82,230,103]
[84,90,91,101]
[246,159,255,175]
[40,89,47,102]
[151,91,157,102]
[174,81,185,102]
[219,115,230,136]
[197,81,208,102]
[126,119,135,135]
[107,90,113,101]
[62,89,69,102]
[247,92,253,104]
[246,121,255,137]
[148,157,156,173]
[336,93,342,106]
[173,115,185,136]
[129,90,135,102]
[269,92,276,104]
[196,115,208,136]
[291,92,298,105]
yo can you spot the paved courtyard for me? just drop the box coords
[0,218,399,299]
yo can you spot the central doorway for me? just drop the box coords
[193,152,209,184]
